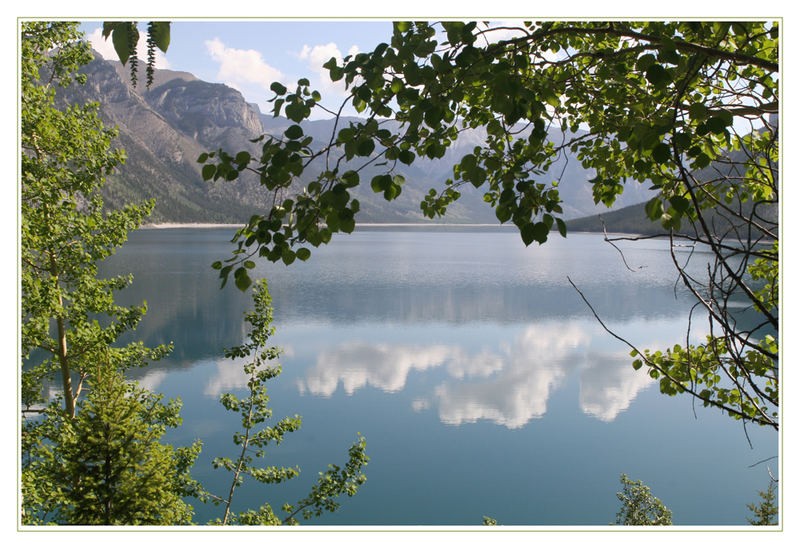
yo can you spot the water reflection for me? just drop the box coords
[298,343,464,396]
[200,346,297,398]
[299,322,661,427]
[578,353,656,422]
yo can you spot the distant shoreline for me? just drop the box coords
[141,222,519,229]
[141,223,242,229]
[139,222,645,237]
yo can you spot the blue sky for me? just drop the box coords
[80,20,396,119]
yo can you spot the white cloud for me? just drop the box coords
[85,25,171,69]
[135,370,168,392]
[297,318,686,428]
[203,358,252,398]
[300,343,464,397]
[205,37,284,91]
[445,349,504,379]
[297,41,360,97]
[579,352,655,422]
[431,324,587,428]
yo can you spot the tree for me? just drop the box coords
[747,481,779,525]
[20,21,200,525]
[21,21,168,419]
[200,21,778,429]
[202,280,368,525]
[614,474,673,526]
[21,369,201,525]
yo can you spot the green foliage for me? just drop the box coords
[20,22,198,526]
[747,481,779,525]
[199,20,779,432]
[22,370,201,525]
[198,20,777,282]
[614,474,673,526]
[102,21,170,87]
[21,21,167,419]
[206,280,368,525]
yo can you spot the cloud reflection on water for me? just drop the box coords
[298,321,660,428]
[297,343,466,396]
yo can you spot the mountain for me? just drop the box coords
[567,146,779,237]
[566,200,659,235]
[60,53,656,225]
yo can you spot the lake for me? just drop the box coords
[99,226,777,526]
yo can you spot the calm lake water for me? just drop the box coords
[98,226,776,526]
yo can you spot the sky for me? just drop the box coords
[80,20,397,119]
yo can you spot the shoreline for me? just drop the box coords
[141,222,518,229]
[141,223,242,229]
[139,222,647,238]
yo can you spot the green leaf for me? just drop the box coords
[281,249,296,265]
[201,164,216,181]
[635,53,656,72]
[495,205,511,223]
[357,139,375,157]
[148,22,171,52]
[688,103,707,120]
[693,152,711,169]
[110,23,137,66]
[556,217,567,238]
[296,247,311,261]
[672,132,692,150]
[520,223,536,246]
[284,125,304,140]
[398,150,415,165]
[706,116,729,135]
[645,197,663,220]
[234,268,252,292]
[235,151,251,165]
[645,64,671,87]
[370,175,389,193]
[652,143,671,163]
[668,195,690,214]
[270,82,288,95]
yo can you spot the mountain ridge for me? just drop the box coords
[62,53,657,225]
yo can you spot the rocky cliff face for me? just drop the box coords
[57,53,276,223]
[60,53,654,224]
[145,79,263,148]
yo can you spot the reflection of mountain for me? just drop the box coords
[299,322,658,428]
[98,230,255,379]
[270,281,695,325]
[100,229,706,371]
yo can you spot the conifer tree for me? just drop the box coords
[747,482,779,525]
[22,369,201,525]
